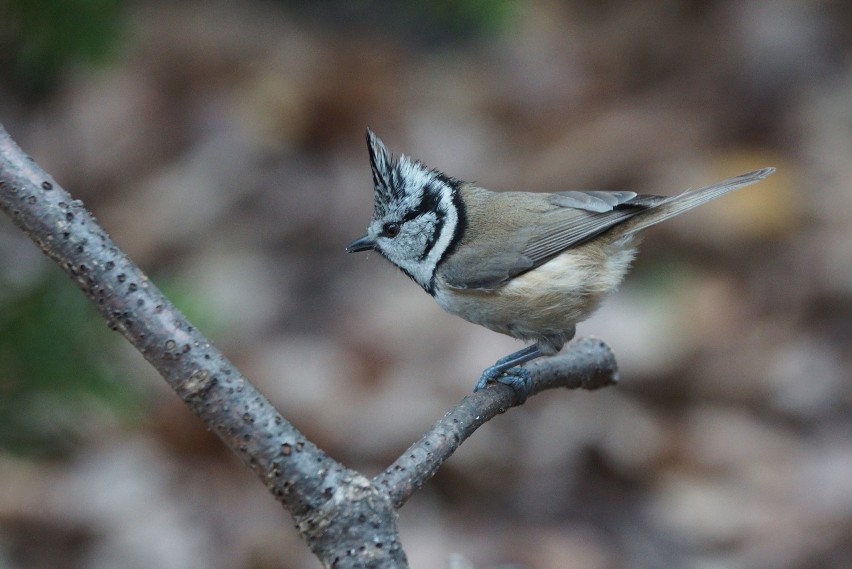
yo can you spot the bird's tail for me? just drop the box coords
[626,167,775,235]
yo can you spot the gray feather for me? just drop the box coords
[550,190,638,212]
[447,252,535,290]
[622,167,775,235]
[521,193,668,265]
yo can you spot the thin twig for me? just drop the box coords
[375,337,618,508]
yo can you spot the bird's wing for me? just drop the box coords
[439,190,664,290]
[520,191,666,266]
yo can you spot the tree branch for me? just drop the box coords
[375,337,618,508]
[0,122,618,568]
[0,123,406,567]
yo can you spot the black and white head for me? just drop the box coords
[346,129,465,293]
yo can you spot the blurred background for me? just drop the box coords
[0,1,850,568]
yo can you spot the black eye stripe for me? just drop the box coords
[402,184,444,223]
[401,210,420,223]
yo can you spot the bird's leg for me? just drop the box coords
[474,344,543,403]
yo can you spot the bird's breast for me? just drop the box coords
[433,244,636,346]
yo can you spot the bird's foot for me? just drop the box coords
[474,365,533,405]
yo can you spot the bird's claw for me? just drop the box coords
[473,365,499,392]
[474,366,533,405]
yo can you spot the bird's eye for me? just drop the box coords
[382,222,401,238]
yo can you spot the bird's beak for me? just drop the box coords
[346,234,375,253]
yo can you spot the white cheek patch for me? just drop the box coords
[398,215,435,257]
[391,213,442,288]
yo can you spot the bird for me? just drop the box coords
[347,129,774,402]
